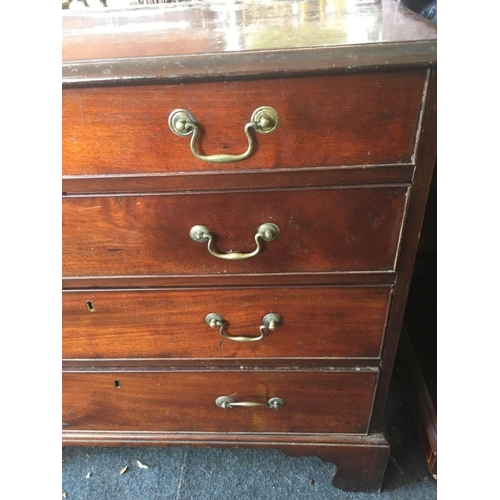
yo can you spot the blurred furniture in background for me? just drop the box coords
[398,165,437,479]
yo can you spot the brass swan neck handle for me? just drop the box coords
[190,223,280,260]
[168,106,279,163]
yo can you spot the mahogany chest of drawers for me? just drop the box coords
[62,0,436,492]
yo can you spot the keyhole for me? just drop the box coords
[86,300,95,312]
[114,380,120,388]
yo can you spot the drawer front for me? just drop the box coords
[62,186,408,278]
[62,370,377,434]
[63,286,391,360]
[62,71,426,176]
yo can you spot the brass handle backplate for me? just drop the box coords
[205,313,281,342]
[168,106,279,163]
[190,223,279,260]
[215,396,285,410]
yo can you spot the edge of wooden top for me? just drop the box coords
[62,40,436,88]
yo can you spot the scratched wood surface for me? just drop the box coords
[62,164,415,195]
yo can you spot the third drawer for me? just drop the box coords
[63,286,391,360]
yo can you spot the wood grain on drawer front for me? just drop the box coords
[62,370,377,434]
[62,186,408,278]
[63,286,391,360]
[62,71,426,176]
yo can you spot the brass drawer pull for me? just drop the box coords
[215,396,285,410]
[190,223,279,260]
[205,313,282,342]
[168,106,279,163]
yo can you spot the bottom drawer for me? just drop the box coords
[62,369,377,434]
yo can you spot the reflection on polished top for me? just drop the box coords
[62,0,436,84]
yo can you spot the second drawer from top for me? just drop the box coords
[63,185,409,279]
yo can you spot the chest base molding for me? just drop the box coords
[62,430,389,493]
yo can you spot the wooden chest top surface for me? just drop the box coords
[62,0,436,86]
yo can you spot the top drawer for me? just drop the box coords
[62,71,426,176]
